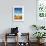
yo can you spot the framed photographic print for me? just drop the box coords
[13,6,24,21]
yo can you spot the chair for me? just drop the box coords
[18,33,30,46]
[4,27,19,46]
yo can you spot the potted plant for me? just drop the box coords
[33,32,46,43]
[40,26,45,29]
[32,25,39,30]
[32,25,45,30]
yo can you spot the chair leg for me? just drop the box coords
[16,34,18,46]
[17,38,19,46]
[4,33,7,46]
[4,41,7,46]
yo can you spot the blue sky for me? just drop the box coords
[14,8,22,14]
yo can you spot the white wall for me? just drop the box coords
[0,0,36,34]
[0,0,37,42]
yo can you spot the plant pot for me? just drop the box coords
[37,39,40,43]
[37,39,44,44]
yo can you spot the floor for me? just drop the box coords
[0,42,46,46]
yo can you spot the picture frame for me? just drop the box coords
[13,6,24,21]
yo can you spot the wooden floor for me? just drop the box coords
[0,42,46,46]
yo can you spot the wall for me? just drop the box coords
[0,0,36,42]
